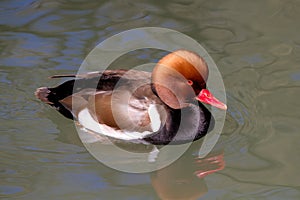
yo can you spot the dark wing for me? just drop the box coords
[35,69,150,119]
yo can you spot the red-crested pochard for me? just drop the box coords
[35,50,226,145]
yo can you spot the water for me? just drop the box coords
[1,0,300,199]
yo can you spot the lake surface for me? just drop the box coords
[1,0,300,199]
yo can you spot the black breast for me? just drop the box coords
[144,103,214,145]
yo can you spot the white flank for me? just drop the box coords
[148,104,161,132]
[78,108,154,140]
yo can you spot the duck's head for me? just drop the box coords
[152,50,227,110]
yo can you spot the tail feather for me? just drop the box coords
[50,74,76,78]
[35,85,74,119]
[35,87,53,104]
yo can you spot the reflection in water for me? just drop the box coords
[79,127,225,199]
[95,141,225,200]
[151,148,224,200]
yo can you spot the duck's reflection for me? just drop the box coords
[98,144,225,199]
[150,147,224,200]
[55,123,225,199]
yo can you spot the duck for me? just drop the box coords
[35,50,227,145]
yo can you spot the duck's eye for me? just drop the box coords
[187,80,193,85]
